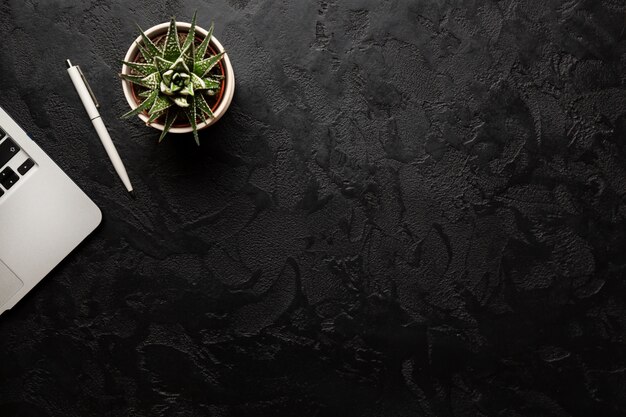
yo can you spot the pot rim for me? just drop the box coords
[121,21,235,133]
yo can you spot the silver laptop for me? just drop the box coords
[0,105,101,315]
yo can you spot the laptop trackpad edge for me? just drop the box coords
[0,259,24,312]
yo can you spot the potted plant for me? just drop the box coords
[120,13,235,145]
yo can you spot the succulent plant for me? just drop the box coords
[120,13,224,145]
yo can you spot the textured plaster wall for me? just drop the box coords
[1,0,626,416]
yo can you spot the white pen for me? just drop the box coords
[66,59,135,198]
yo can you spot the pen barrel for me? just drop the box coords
[91,117,133,192]
[67,66,100,120]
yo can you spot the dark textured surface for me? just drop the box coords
[1,0,626,416]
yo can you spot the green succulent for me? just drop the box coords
[120,13,224,145]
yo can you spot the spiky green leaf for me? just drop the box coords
[170,56,189,73]
[154,56,174,75]
[193,52,224,77]
[182,41,195,71]
[173,96,190,108]
[163,17,181,61]
[136,41,155,63]
[162,70,174,85]
[121,60,157,76]
[159,108,179,142]
[203,77,221,90]
[140,72,161,89]
[121,89,158,119]
[190,73,206,90]
[180,84,194,96]
[181,11,197,52]
[188,38,196,73]
[120,73,155,88]
[148,94,173,116]
[147,109,167,124]
[195,22,214,60]
[195,93,214,119]
[185,99,200,145]
[179,41,192,59]
[136,24,162,60]
[120,72,161,89]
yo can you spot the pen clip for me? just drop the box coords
[76,66,99,108]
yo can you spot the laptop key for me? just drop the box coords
[17,158,35,175]
[0,127,5,139]
[0,137,20,167]
[0,167,19,190]
[0,187,3,197]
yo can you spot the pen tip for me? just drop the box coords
[66,59,72,68]
[128,190,136,199]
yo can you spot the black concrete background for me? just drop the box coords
[1,0,626,416]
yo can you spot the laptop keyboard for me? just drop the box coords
[0,126,35,198]
[0,136,20,166]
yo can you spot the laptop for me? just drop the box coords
[0,105,101,315]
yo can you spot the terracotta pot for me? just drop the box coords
[120,21,235,133]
